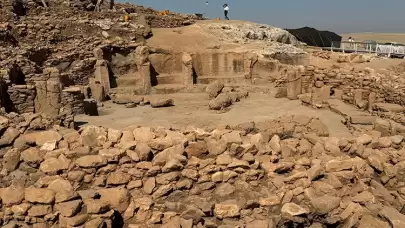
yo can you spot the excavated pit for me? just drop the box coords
[103,48,289,97]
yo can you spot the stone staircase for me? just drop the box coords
[110,73,189,95]
[110,73,143,95]
[196,75,248,85]
[151,73,186,94]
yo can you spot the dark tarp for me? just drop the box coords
[286,27,341,47]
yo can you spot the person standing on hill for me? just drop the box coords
[223,4,229,20]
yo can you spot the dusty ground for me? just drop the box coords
[76,92,351,137]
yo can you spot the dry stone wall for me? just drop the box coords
[1,114,405,227]
[275,65,405,129]
[277,65,405,107]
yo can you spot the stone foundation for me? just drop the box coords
[276,65,405,108]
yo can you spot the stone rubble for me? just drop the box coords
[207,80,249,111]
[275,64,405,135]
[0,113,404,227]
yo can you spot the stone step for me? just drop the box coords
[197,76,248,85]
[116,77,141,87]
[155,74,184,85]
[109,86,144,95]
[151,84,186,94]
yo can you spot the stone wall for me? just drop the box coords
[276,65,405,108]
[0,66,85,116]
[7,85,36,114]
[61,87,86,115]
[1,114,405,227]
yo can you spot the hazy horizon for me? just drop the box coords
[127,0,405,34]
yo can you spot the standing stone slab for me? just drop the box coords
[34,80,62,115]
[94,60,111,96]
[182,53,194,86]
[136,46,151,94]
[287,67,303,100]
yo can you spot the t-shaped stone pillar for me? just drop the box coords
[243,53,258,84]
[94,60,111,96]
[182,53,194,86]
[287,66,304,100]
[135,46,151,94]
[34,67,62,116]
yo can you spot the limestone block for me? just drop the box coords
[94,60,111,95]
[182,53,193,86]
[312,86,330,107]
[286,68,302,100]
[354,89,367,109]
[243,54,258,82]
[89,82,105,102]
[135,46,150,66]
[135,46,151,94]
[35,79,62,115]
[333,89,343,100]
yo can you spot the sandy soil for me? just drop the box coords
[76,92,351,137]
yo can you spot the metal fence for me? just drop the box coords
[329,41,405,57]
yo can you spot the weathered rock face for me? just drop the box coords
[0,113,404,227]
[206,22,300,45]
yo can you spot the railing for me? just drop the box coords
[329,41,405,57]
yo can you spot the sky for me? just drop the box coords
[127,0,405,34]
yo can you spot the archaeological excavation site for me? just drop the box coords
[2,0,405,228]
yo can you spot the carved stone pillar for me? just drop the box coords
[286,66,304,100]
[182,53,194,86]
[135,46,151,94]
[94,60,111,96]
[243,53,258,84]
[34,68,62,116]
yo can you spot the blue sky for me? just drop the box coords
[128,0,405,34]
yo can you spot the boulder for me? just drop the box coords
[373,118,391,136]
[98,187,130,213]
[206,80,224,98]
[281,203,309,217]
[81,125,107,147]
[150,98,174,108]
[0,127,20,146]
[40,156,70,174]
[21,147,43,167]
[1,186,25,206]
[23,130,62,146]
[0,115,9,131]
[25,188,55,204]
[214,203,240,219]
[75,155,107,168]
[209,93,232,110]
[3,148,20,171]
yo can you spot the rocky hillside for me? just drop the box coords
[0,0,199,87]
